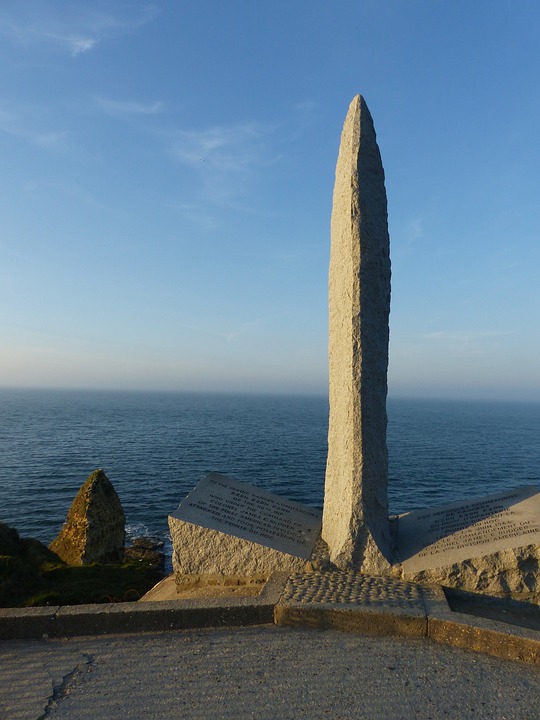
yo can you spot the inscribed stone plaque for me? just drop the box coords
[170,473,322,560]
[397,486,540,574]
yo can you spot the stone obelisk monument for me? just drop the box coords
[322,95,392,573]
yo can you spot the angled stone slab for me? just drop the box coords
[398,486,540,573]
[397,486,540,596]
[322,95,392,573]
[169,473,322,576]
[275,572,426,637]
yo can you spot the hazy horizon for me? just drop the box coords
[2,383,540,406]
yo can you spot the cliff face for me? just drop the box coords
[50,469,125,565]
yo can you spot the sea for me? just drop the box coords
[1,388,539,565]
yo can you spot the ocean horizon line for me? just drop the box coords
[1,385,540,407]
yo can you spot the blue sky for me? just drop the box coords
[1,1,539,400]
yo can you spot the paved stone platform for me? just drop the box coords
[1,625,539,720]
[280,572,424,606]
[276,572,427,636]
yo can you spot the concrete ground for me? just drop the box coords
[1,625,539,720]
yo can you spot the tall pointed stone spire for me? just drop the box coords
[322,95,392,573]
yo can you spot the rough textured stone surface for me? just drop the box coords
[168,514,310,577]
[49,469,125,565]
[275,572,426,637]
[281,571,424,608]
[322,94,392,573]
[170,473,322,560]
[169,473,325,579]
[396,486,540,599]
[400,543,540,600]
[397,486,540,573]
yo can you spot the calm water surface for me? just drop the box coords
[1,389,539,556]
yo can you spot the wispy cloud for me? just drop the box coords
[26,180,129,217]
[163,201,217,231]
[0,105,67,148]
[421,330,511,356]
[96,97,164,116]
[0,2,158,56]
[173,124,267,173]
[423,330,510,343]
[157,317,265,345]
[392,216,430,260]
[410,217,424,240]
[169,121,281,210]
[293,100,319,113]
[224,319,263,344]
[69,37,97,56]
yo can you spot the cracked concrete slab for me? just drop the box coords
[1,627,540,719]
[0,642,90,720]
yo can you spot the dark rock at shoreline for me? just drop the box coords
[50,469,125,565]
[124,537,165,576]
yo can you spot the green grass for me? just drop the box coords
[0,523,163,607]
[29,561,162,606]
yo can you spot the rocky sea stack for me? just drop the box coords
[50,469,125,565]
